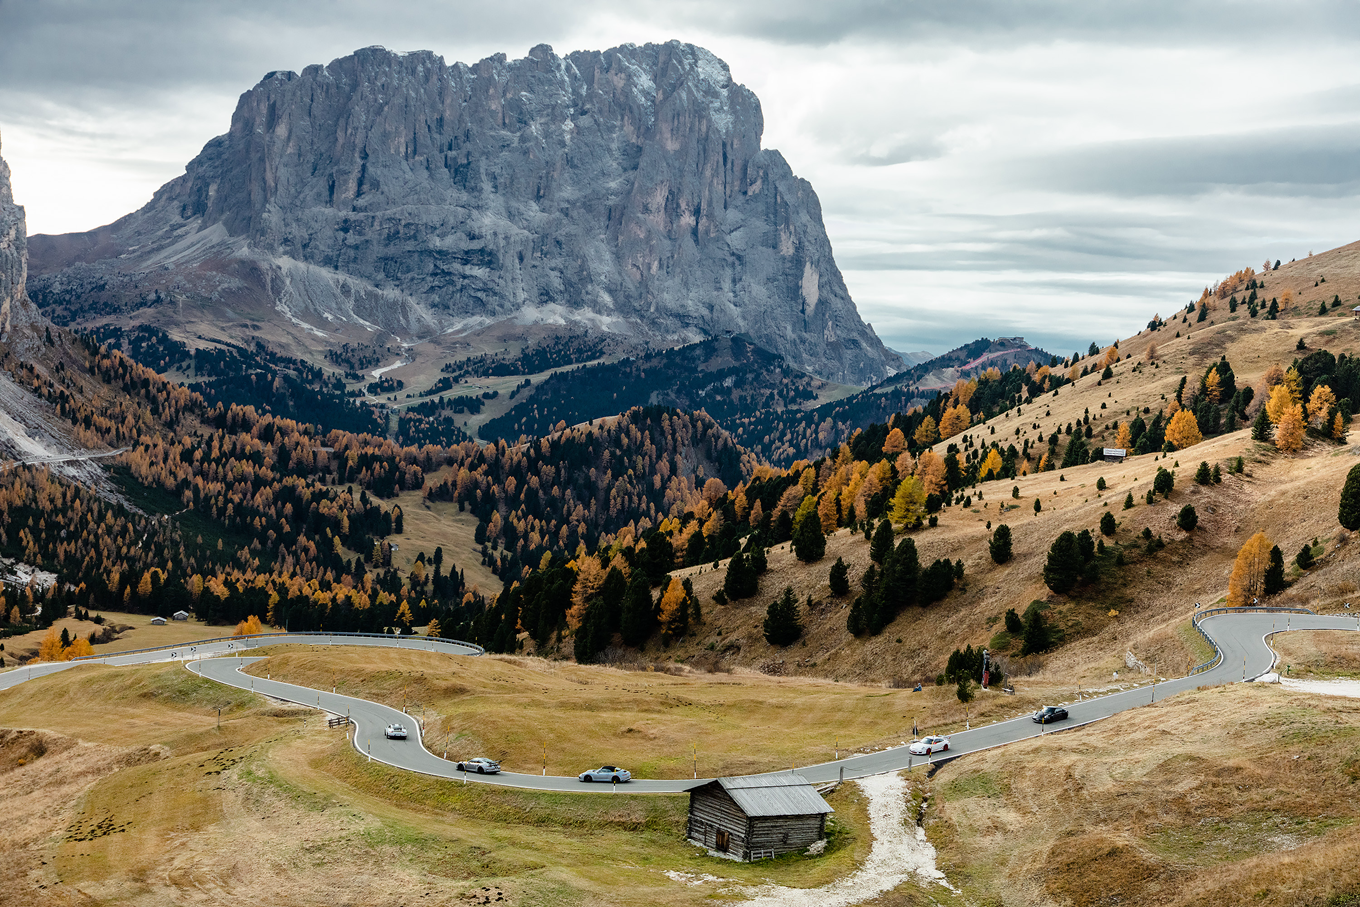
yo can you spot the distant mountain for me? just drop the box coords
[28,42,902,385]
[876,337,1048,394]
[479,335,832,442]
[890,347,934,366]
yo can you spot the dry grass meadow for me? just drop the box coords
[1,610,229,666]
[928,682,1360,907]
[0,655,890,906]
[1273,630,1360,681]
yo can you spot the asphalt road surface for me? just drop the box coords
[4,612,1359,793]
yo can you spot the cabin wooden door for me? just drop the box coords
[715,829,730,852]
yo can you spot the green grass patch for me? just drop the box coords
[941,770,1009,801]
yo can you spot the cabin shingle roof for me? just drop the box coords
[686,773,833,817]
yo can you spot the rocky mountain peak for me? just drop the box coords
[29,42,902,384]
[0,132,41,354]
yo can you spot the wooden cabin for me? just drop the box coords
[1101,447,1127,463]
[684,773,832,861]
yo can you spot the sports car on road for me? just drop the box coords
[1031,706,1069,724]
[384,723,408,739]
[456,757,501,774]
[578,765,631,783]
[908,735,950,755]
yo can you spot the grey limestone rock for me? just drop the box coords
[0,132,42,357]
[30,42,900,384]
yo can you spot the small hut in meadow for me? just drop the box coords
[684,773,832,861]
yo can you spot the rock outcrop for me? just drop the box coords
[29,43,900,384]
[0,132,41,356]
[0,131,24,341]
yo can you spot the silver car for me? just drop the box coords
[456,757,501,774]
[384,723,408,739]
[578,765,631,783]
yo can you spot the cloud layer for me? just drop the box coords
[2,0,1358,356]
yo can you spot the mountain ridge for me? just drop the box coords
[28,41,901,385]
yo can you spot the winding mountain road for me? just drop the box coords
[3,611,1358,793]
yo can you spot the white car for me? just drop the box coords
[456,757,501,774]
[908,735,950,755]
[578,765,631,783]
[384,723,408,740]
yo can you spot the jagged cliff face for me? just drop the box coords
[0,131,24,340]
[29,42,899,384]
[0,133,42,358]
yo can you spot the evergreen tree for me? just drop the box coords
[847,596,867,636]
[749,545,768,575]
[1004,608,1023,634]
[723,551,759,601]
[1296,543,1315,570]
[1021,607,1052,656]
[1043,531,1083,594]
[1153,466,1175,498]
[1251,406,1271,441]
[989,524,1013,564]
[1100,511,1117,536]
[792,509,826,562]
[1340,463,1360,531]
[1177,504,1198,531]
[1264,545,1286,595]
[763,587,803,646]
[619,573,656,647]
[870,519,895,564]
[1195,461,1212,485]
[1101,365,1114,380]
[1123,492,1135,510]
[919,558,956,604]
[829,557,851,596]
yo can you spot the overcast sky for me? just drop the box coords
[3,0,1359,357]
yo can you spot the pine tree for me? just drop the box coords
[1340,463,1360,531]
[1154,467,1175,498]
[847,597,867,636]
[1251,406,1271,441]
[1195,461,1212,485]
[1043,531,1082,594]
[1123,492,1135,510]
[1020,608,1052,656]
[829,557,850,596]
[989,524,1013,564]
[792,509,826,562]
[869,519,895,564]
[1264,545,1286,595]
[1004,608,1023,634]
[723,551,758,601]
[619,572,655,646]
[1100,511,1117,536]
[763,587,803,646]
[1177,504,1198,531]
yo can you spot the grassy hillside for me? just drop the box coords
[623,249,1360,691]
[929,682,1360,907]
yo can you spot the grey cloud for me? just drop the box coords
[1011,125,1360,198]
[622,0,1360,49]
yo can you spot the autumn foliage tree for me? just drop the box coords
[1227,531,1272,607]
[234,615,265,637]
[1165,409,1203,450]
[1274,404,1306,453]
